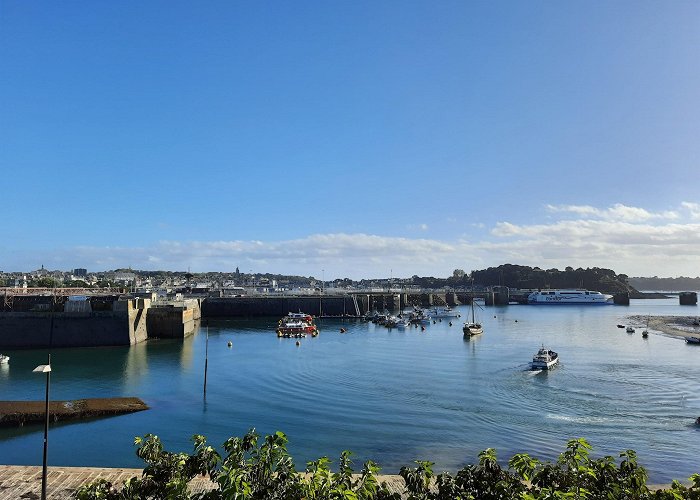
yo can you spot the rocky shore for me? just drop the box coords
[629,314,700,339]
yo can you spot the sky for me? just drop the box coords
[1,1,699,279]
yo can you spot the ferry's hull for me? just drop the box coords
[527,290,613,305]
[528,300,613,305]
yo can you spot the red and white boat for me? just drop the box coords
[277,312,318,338]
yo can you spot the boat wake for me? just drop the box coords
[545,413,615,425]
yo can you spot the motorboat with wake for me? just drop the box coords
[531,346,559,370]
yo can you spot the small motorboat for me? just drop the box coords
[685,336,700,344]
[0,353,9,364]
[641,330,648,338]
[617,324,625,329]
[626,326,635,333]
[531,346,559,370]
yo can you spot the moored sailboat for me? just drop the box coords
[463,300,483,337]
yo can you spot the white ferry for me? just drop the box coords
[527,289,613,305]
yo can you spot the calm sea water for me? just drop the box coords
[1,298,699,483]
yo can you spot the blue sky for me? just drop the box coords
[2,1,699,279]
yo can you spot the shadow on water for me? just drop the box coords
[0,411,144,441]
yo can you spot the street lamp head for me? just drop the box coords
[33,364,51,373]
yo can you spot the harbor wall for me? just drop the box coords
[680,292,698,305]
[0,297,198,349]
[147,306,196,339]
[0,310,138,349]
[203,296,359,317]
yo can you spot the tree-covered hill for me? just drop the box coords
[465,264,637,295]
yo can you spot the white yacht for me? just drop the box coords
[430,306,459,318]
[531,347,559,370]
[527,289,613,305]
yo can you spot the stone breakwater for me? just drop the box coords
[0,397,149,427]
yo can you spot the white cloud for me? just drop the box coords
[8,202,700,279]
[682,202,700,219]
[545,203,678,222]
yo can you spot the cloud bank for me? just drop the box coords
[6,203,700,279]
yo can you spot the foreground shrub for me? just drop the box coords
[75,432,700,499]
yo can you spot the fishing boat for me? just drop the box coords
[409,307,431,325]
[531,346,559,370]
[0,353,9,364]
[276,312,318,338]
[462,300,483,337]
[527,289,613,304]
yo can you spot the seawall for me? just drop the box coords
[203,295,359,317]
[0,296,201,349]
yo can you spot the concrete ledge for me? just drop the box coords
[0,465,679,499]
[0,465,409,499]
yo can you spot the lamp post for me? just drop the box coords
[203,321,209,398]
[33,354,51,500]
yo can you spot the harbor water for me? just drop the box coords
[1,297,699,483]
